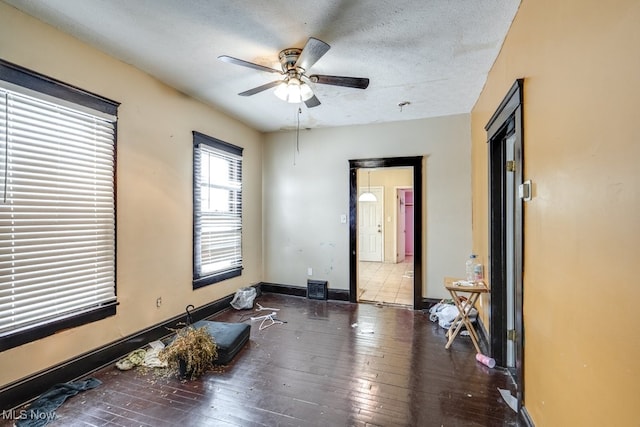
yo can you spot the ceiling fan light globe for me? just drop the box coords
[274,82,289,101]
[300,82,314,101]
[287,84,302,103]
[273,77,313,104]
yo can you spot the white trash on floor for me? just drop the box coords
[428,301,477,329]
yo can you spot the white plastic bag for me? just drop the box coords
[429,301,477,329]
[230,287,257,310]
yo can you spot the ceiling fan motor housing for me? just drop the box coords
[279,48,302,72]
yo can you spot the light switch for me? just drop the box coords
[519,180,532,201]
[340,214,347,224]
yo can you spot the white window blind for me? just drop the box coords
[193,133,242,286]
[0,87,116,335]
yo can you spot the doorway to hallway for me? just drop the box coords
[349,156,423,310]
[357,174,414,306]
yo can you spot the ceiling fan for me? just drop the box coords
[218,37,369,108]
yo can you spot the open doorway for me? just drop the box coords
[356,168,413,306]
[349,157,423,310]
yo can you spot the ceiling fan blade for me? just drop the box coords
[238,80,283,96]
[310,75,370,89]
[304,94,321,108]
[218,55,282,74]
[295,37,330,72]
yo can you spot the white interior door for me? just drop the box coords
[358,186,383,262]
[396,189,406,263]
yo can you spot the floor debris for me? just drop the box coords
[16,377,102,427]
[115,349,146,371]
[498,388,518,412]
[251,312,286,330]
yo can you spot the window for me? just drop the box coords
[193,131,243,289]
[0,60,118,351]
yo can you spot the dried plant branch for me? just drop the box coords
[159,326,218,380]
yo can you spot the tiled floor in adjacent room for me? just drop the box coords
[358,256,414,306]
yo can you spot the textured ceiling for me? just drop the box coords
[3,0,521,132]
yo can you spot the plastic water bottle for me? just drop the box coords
[465,254,477,281]
[473,262,484,281]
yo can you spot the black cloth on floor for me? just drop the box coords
[16,377,102,427]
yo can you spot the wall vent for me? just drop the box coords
[307,280,328,300]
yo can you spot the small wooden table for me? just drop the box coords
[444,277,489,354]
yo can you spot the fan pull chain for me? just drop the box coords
[293,107,301,166]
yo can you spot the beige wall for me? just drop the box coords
[0,3,264,388]
[263,115,473,300]
[471,0,640,425]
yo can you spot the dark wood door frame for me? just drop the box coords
[485,79,524,406]
[348,157,423,309]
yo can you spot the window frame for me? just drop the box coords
[0,59,119,352]
[192,131,243,289]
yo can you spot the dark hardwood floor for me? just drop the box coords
[4,293,521,426]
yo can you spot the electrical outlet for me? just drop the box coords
[307,267,313,276]
[156,297,162,308]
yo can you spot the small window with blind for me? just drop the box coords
[192,131,243,289]
[0,60,118,351]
